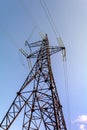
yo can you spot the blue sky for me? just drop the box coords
[0,0,87,130]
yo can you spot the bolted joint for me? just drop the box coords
[49,86,54,90]
[33,89,37,92]
[58,104,62,109]
[44,107,48,111]
[17,91,21,96]
[44,78,48,82]
[31,108,35,112]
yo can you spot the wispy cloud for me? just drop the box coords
[72,115,87,130]
[73,115,87,124]
[79,124,86,130]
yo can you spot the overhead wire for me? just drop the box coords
[0,23,28,72]
[5,0,37,71]
[19,0,43,39]
[19,1,49,95]
[19,1,72,129]
[40,0,72,129]
[19,0,44,70]
[0,24,20,50]
[27,25,37,42]
[0,1,36,72]
[3,1,71,127]
[25,41,33,70]
[25,25,37,70]
[63,60,72,130]
[1,1,72,128]
[40,0,60,38]
[18,50,29,70]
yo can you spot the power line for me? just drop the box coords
[40,0,60,37]
[63,60,72,130]
[0,24,28,71]
[0,24,19,50]
[27,25,37,41]
[19,0,43,39]
[40,1,71,129]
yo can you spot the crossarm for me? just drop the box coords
[49,46,65,55]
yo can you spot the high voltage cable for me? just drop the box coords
[0,24,19,50]
[0,24,29,71]
[40,0,60,37]
[0,24,28,72]
[18,0,46,71]
[63,61,72,130]
[20,1,71,120]
[27,25,37,41]
[20,0,37,27]
[20,1,72,129]
[40,1,72,129]
[19,0,43,40]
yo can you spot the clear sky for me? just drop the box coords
[0,0,87,130]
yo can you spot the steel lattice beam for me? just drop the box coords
[0,34,67,130]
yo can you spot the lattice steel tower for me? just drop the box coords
[0,34,67,130]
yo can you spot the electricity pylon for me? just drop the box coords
[0,34,67,130]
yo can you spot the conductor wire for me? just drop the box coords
[19,0,42,37]
[63,60,72,130]
[40,0,60,37]
[0,24,19,50]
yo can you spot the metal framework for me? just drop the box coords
[0,34,67,130]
